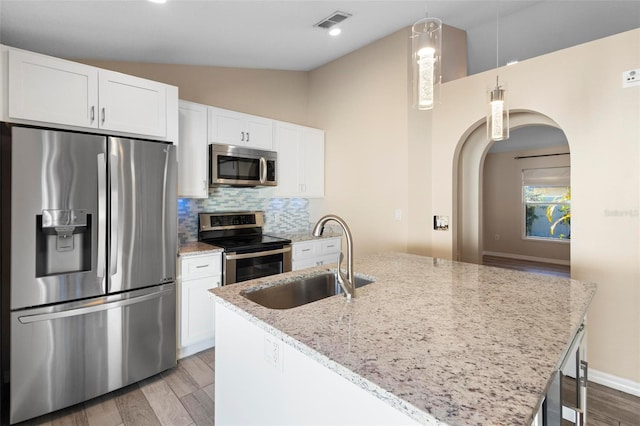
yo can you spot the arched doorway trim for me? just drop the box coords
[452,110,565,263]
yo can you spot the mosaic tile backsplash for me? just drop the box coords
[178,186,311,244]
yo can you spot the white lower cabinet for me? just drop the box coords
[215,303,421,425]
[292,237,341,271]
[178,253,222,358]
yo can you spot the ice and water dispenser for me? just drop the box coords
[35,209,92,276]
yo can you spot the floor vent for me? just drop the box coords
[314,11,352,29]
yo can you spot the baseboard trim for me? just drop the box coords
[589,368,640,397]
[482,251,570,266]
[177,339,215,360]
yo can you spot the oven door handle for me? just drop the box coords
[225,246,291,261]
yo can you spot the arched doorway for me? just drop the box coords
[453,111,569,265]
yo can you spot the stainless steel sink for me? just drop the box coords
[241,272,375,309]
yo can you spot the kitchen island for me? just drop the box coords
[210,252,596,425]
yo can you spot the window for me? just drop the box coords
[523,167,570,240]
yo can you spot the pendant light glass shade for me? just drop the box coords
[487,77,509,141]
[412,17,442,110]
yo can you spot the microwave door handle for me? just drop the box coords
[259,157,267,184]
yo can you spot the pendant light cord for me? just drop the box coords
[495,4,499,70]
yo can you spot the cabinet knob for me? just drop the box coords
[101,107,106,124]
[247,132,250,142]
[90,106,95,122]
[241,131,245,142]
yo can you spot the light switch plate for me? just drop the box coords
[622,69,640,88]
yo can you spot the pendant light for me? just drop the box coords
[411,9,442,110]
[487,8,509,141]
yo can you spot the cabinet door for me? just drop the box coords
[98,69,167,137]
[8,49,98,128]
[274,122,325,198]
[178,100,209,198]
[300,129,325,197]
[209,107,273,149]
[180,276,220,348]
[274,123,302,197]
[208,107,243,145]
[244,115,273,150]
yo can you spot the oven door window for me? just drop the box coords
[217,155,260,181]
[235,252,283,283]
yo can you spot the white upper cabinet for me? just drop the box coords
[274,121,325,198]
[208,106,273,150]
[8,49,98,128]
[178,100,209,198]
[98,69,167,137]
[5,46,174,139]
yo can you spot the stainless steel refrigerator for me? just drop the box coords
[0,123,177,424]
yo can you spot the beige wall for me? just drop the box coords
[307,29,411,255]
[483,145,571,262]
[78,60,309,125]
[429,29,640,383]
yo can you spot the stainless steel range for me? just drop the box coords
[198,211,291,285]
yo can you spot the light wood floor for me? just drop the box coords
[563,378,640,426]
[16,349,215,426]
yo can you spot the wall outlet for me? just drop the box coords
[394,208,402,221]
[264,334,284,373]
[622,69,640,88]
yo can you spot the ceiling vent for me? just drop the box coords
[314,11,352,29]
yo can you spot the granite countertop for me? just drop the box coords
[178,241,223,257]
[210,252,596,426]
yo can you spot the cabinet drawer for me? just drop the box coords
[181,254,221,280]
[292,241,317,260]
[319,237,341,255]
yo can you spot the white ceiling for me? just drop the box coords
[0,1,638,73]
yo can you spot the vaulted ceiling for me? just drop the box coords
[1,1,638,74]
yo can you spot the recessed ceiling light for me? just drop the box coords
[148,0,167,4]
[329,28,342,36]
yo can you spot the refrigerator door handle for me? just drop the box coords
[17,287,173,324]
[97,153,107,280]
[109,153,119,279]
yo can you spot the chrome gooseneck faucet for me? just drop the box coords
[312,214,355,299]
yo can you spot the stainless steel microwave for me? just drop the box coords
[209,143,277,187]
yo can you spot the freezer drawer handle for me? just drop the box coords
[17,288,173,324]
[225,246,291,261]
